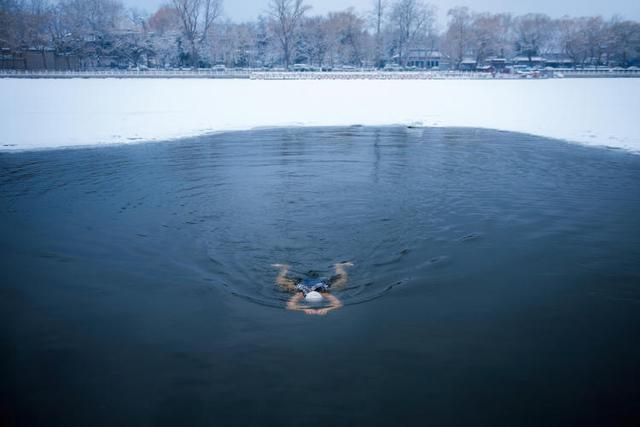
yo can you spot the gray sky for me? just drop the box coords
[129,0,640,24]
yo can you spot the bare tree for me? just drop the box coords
[1,0,54,49]
[468,13,512,65]
[51,0,125,66]
[57,0,124,36]
[3,0,640,71]
[556,17,589,68]
[148,5,181,35]
[171,0,222,67]
[126,7,148,32]
[371,0,387,67]
[513,13,552,65]
[209,21,259,67]
[299,15,329,66]
[268,0,309,68]
[444,6,472,69]
[327,8,367,66]
[607,17,640,67]
[389,0,436,67]
[583,16,606,66]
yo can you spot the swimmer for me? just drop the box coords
[272,262,354,315]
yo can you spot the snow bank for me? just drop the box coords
[1,78,639,152]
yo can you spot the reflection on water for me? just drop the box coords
[1,127,640,426]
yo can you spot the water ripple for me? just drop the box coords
[2,126,639,310]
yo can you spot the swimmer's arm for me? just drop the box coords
[322,294,343,313]
[286,293,306,311]
[286,293,342,315]
[273,264,297,292]
[310,294,343,316]
[329,262,354,290]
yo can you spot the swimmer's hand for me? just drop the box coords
[287,291,341,316]
[304,308,329,316]
[272,263,290,269]
[302,294,341,315]
[335,261,354,267]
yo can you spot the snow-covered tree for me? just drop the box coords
[268,0,310,68]
[299,15,330,66]
[370,0,387,67]
[171,0,222,67]
[443,6,472,69]
[513,13,553,64]
[607,17,640,67]
[469,13,512,64]
[2,0,639,70]
[327,8,368,66]
[388,0,436,66]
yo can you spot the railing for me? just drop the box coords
[0,69,252,79]
[249,71,523,80]
[1,68,639,79]
[0,69,523,80]
[553,68,640,78]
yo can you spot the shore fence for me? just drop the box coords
[1,68,639,80]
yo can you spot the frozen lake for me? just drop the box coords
[2,78,639,152]
[1,127,639,426]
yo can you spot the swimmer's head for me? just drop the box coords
[305,291,324,303]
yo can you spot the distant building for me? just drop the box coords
[542,53,575,68]
[487,57,508,72]
[459,58,477,71]
[512,56,546,67]
[403,49,443,69]
[0,48,25,70]
[0,47,79,70]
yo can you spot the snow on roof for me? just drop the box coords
[406,49,442,58]
[513,56,545,62]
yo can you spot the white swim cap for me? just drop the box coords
[305,291,324,303]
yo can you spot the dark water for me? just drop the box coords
[1,127,640,426]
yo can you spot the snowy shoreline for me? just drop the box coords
[2,78,639,152]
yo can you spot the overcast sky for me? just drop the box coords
[128,0,640,24]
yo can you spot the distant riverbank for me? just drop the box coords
[2,78,639,152]
[2,69,640,80]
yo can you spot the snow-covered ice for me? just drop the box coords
[1,78,639,152]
